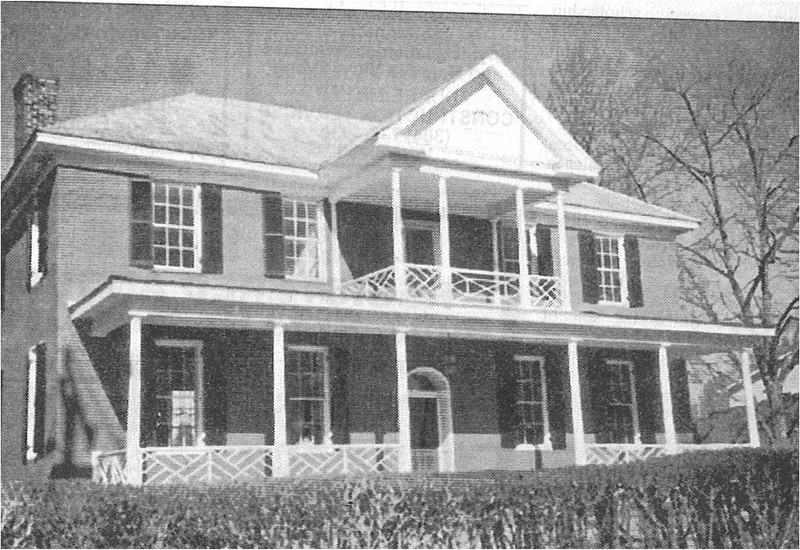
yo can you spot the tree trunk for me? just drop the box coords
[763,375,789,445]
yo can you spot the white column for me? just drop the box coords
[556,190,572,311]
[568,340,586,465]
[396,331,412,472]
[126,315,143,486]
[392,168,407,299]
[658,344,678,453]
[272,324,289,476]
[330,199,342,294]
[740,349,761,448]
[515,187,532,307]
[491,220,501,305]
[438,176,452,302]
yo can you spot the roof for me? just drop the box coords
[43,93,378,171]
[539,182,700,225]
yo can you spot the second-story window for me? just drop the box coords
[283,199,321,280]
[596,235,626,303]
[152,182,201,271]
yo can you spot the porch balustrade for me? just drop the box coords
[583,442,752,466]
[339,263,563,309]
[288,444,401,476]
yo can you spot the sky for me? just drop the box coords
[2,3,798,175]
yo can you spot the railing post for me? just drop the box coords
[392,168,407,299]
[330,199,342,294]
[568,340,587,465]
[272,324,289,477]
[516,187,532,307]
[556,189,571,311]
[740,349,761,447]
[438,176,452,302]
[396,331,412,472]
[126,315,144,486]
[658,344,679,454]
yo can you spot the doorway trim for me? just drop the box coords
[408,367,454,472]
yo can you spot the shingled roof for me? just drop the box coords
[44,93,378,171]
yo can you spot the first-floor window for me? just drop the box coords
[283,199,322,280]
[596,236,627,304]
[603,360,640,444]
[153,340,203,447]
[514,356,550,447]
[286,346,330,445]
[25,343,46,462]
[152,182,201,271]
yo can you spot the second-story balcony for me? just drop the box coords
[340,263,563,309]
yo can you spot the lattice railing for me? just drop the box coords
[141,445,274,485]
[585,444,669,465]
[340,264,562,310]
[92,450,128,485]
[288,444,400,477]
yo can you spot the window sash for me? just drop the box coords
[283,199,322,280]
[514,356,549,447]
[152,182,201,271]
[596,236,627,303]
[286,346,330,445]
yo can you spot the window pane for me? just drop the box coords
[169,207,180,225]
[154,228,166,245]
[168,186,179,203]
[182,187,193,205]
[169,249,181,267]
[168,228,179,246]
[182,250,195,268]
[183,208,194,227]
[182,230,194,249]
[154,206,166,224]
[154,246,166,265]
[154,184,166,203]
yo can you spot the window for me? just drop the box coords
[153,340,203,447]
[152,182,201,271]
[283,199,324,280]
[286,346,330,445]
[500,224,537,274]
[603,360,640,444]
[29,205,47,288]
[25,343,46,462]
[596,235,627,304]
[514,356,550,448]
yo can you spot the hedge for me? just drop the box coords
[2,448,797,548]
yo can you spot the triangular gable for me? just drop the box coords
[375,55,601,180]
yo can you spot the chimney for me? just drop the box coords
[13,73,58,155]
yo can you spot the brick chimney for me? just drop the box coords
[13,73,58,155]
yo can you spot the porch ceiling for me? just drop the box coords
[70,277,773,353]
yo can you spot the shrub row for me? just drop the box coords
[2,448,797,548]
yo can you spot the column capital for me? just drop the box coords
[391,166,402,176]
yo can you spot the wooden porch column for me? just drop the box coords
[272,324,289,476]
[515,187,532,307]
[568,340,587,465]
[438,176,452,302]
[556,190,572,311]
[330,199,342,294]
[740,349,761,447]
[396,331,412,472]
[392,168,407,299]
[126,315,143,486]
[658,344,678,453]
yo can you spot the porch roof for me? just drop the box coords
[70,277,773,351]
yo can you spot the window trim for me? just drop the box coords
[286,344,331,446]
[513,354,552,451]
[604,359,641,445]
[151,182,203,274]
[153,339,205,447]
[25,343,45,462]
[282,198,327,282]
[595,234,629,307]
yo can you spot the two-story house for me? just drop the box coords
[2,55,771,485]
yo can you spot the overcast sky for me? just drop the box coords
[2,4,797,174]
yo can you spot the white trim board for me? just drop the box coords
[532,202,700,231]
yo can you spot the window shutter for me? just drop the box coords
[130,181,153,268]
[201,184,224,274]
[262,192,285,279]
[578,231,600,304]
[36,176,53,277]
[624,235,644,307]
[330,347,350,445]
[203,342,227,445]
[494,349,520,448]
[33,343,47,456]
[535,225,554,276]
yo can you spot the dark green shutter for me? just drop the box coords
[201,185,223,274]
[535,225,554,276]
[262,192,285,278]
[494,348,520,448]
[624,235,644,307]
[203,341,227,445]
[330,347,350,444]
[578,231,600,304]
[130,181,153,268]
[36,173,53,277]
[33,343,47,456]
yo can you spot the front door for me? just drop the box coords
[596,360,639,444]
[410,396,440,472]
[151,340,204,447]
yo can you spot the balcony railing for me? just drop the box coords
[584,442,751,466]
[340,263,562,310]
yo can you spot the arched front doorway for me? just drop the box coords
[408,367,454,473]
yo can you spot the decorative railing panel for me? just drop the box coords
[92,450,128,485]
[141,445,274,485]
[340,264,562,310]
[585,444,669,465]
[288,444,400,477]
